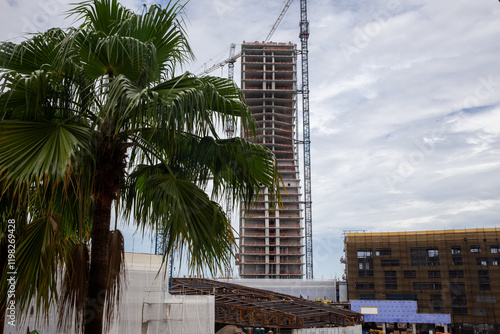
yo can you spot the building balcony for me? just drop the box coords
[240,271,269,276]
[279,260,304,264]
[242,259,267,264]
[279,234,303,238]
[243,224,266,229]
[241,241,266,246]
[278,271,303,275]
[279,251,302,255]
[242,250,266,255]
[243,232,267,237]
[241,213,267,218]
[278,213,303,218]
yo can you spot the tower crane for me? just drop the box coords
[299,0,313,280]
[194,0,314,280]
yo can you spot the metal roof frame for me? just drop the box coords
[171,278,363,329]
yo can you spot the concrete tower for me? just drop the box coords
[239,42,304,279]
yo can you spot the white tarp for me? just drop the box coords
[292,325,362,334]
[7,253,214,334]
[140,294,214,334]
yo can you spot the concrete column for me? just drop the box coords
[412,324,416,334]
[444,324,448,333]
[383,323,387,334]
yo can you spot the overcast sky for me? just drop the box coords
[2,0,500,279]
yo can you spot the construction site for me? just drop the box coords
[344,228,500,334]
[3,0,500,333]
[185,0,314,281]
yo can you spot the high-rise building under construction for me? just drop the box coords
[239,42,304,279]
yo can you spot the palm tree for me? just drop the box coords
[0,1,280,333]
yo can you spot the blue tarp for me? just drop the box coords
[350,300,451,324]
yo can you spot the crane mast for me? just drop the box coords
[299,0,313,280]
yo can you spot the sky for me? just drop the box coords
[1,0,500,280]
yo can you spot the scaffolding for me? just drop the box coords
[344,228,500,332]
[239,42,304,279]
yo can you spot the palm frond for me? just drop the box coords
[0,28,67,75]
[123,171,235,275]
[129,131,280,206]
[147,73,251,137]
[120,1,192,80]
[0,121,91,183]
[75,32,152,82]
[5,214,73,325]
[68,0,132,35]
[58,242,90,334]
[104,229,125,333]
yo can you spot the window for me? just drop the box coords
[477,258,488,266]
[452,307,468,315]
[473,308,488,317]
[449,270,464,278]
[358,269,374,277]
[413,282,442,290]
[451,291,467,306]
[470,246,481,253]
[452,251,463,265]
[450,283,466,291]
[478,270,490,291]
[404,270,416,278]
[479,283,491,291]
[428,249,439,257]
[491,246,500,254]
[411,247,439,266]
[357,250,372,258]
[430,294,444,313]
[477,257,500,266]
[355,282,374,290]
[386,294,417,301]
[381,259,400,267]
[358,258,373,270]
[476,295,497,303]
[428,270,441,278]
[376,248,392,256]
[385,271,397,290]
[359,294,375,300]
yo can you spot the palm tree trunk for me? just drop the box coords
[84,194,112,334]
[85,141,126,334]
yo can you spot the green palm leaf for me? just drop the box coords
[2,214,74,324]
[0,29,67,75]
[0,121,91,182]
[123,170,234,274]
